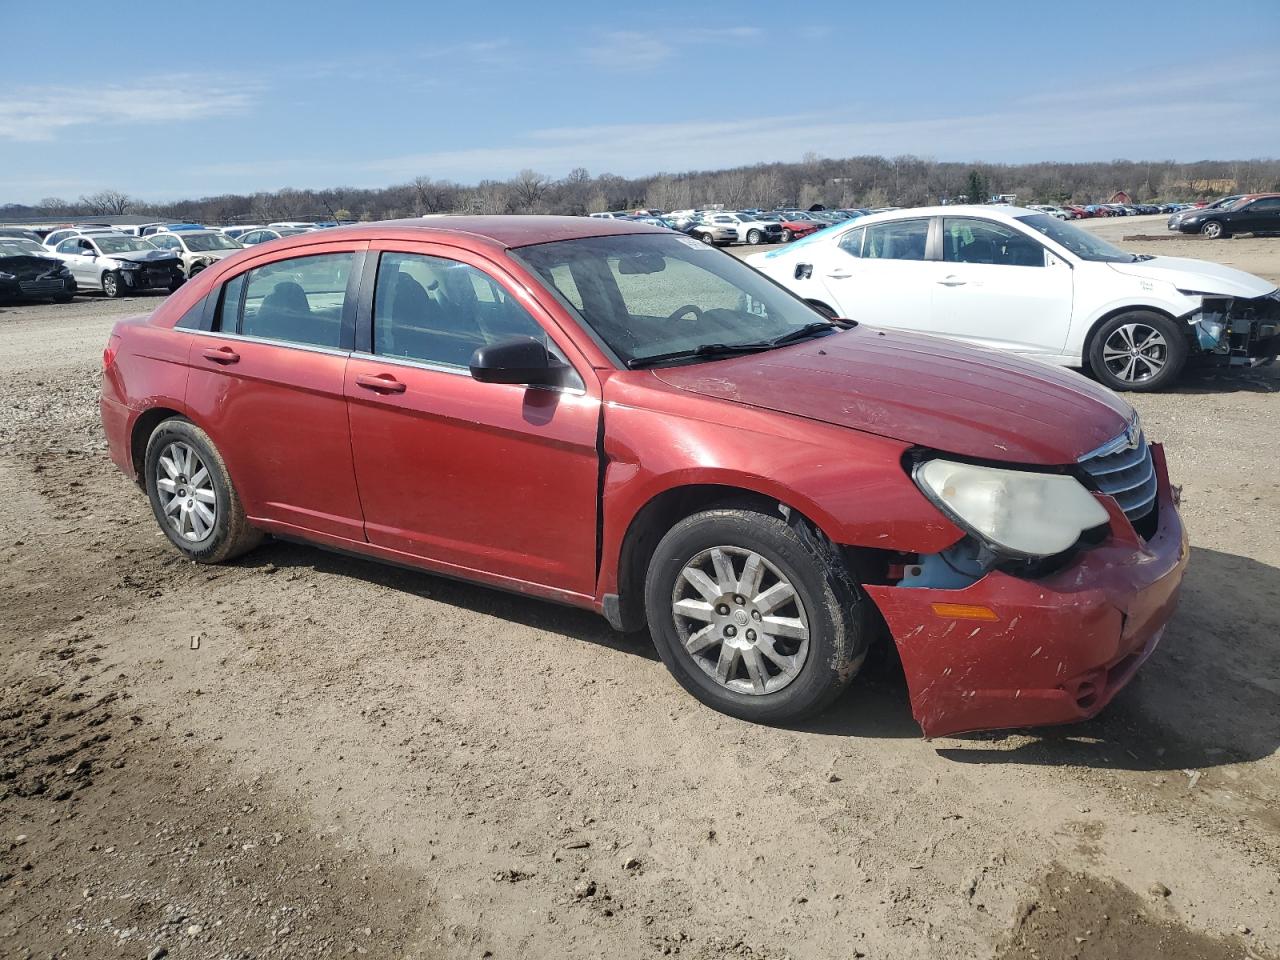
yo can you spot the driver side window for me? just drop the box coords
[56,238,84,255]
[943,218,1045,267]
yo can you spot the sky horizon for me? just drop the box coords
[3,0,1278,206]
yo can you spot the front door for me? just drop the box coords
[184,245,367,541]
[55,237,98,285]
[820,217,933,330]
[345,245,601,598]
[928,216,1074,356]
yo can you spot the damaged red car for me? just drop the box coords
[99,217,1187,737]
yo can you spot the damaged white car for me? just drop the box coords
[748,205,1279,391]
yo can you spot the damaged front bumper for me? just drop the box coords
[1188,290,1280,366]
[865,444,1188,738]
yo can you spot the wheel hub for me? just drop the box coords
[671,546,810,695]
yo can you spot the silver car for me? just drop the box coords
[49,233,184,298]
[145,229,244,277]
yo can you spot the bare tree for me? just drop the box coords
[410,176,454,215]
[79,189,134,215]
[511,169,551,211]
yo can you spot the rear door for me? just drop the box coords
[184,243,368,541]
[819,217,932,329]
[928,217,1073,355]
[344,242,601,597]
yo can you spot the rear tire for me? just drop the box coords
[1088,310,1187,392]
[644,507,870,724]
[697,232,714,245]
[144,418,263,563]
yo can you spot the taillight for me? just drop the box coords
[103,333,121,369]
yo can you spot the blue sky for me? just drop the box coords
[2,0,1277,204]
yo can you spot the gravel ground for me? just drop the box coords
[1,220,1278,960]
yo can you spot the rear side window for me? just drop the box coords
[231,253,352,348]
[863,219,929,261]
[372,252,549,368]
[838,227,865,257]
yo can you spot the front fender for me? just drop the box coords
[596,374,963,597]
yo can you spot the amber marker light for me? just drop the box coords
[930,603,1000,621]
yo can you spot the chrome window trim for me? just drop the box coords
[189,327,350,359]
[350,349,587,396]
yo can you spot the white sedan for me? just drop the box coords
[748,205,1279,391]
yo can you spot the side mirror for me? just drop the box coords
[470,336,569,387]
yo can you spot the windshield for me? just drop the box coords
[0,238,47,256]
[182,233,242,252]
[95,236,157,254]
[1017,213,1137,263]
[515,233,834,367]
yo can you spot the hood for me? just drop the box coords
[0,254,65,278]
[1107,256,1276,299]
[651,327,1134,464]
[111,249,182,265]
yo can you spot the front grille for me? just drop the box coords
[19,279,64,296]
[1079,431,1157,526]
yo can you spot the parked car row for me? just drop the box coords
[0,219,357,302]
[1169,194,1280,237]
[591,208,873,246]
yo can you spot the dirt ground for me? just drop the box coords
[1,218,1278,960]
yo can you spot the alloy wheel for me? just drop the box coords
[1102,323,1168,384]
[670,546,810,695]
[155,441,218,541]
[1200,221,1223,238]
[102,273,119,297]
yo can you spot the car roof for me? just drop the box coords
[255,215,668,252]
[834,204,1047,228]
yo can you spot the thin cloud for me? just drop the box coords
[0,76,256,142]
[357,95,1271,184]
[585,25,763,70]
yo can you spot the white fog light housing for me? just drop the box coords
[915,459,1110,558]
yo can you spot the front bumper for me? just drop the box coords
[1189,292,1280,365]
[118,264,182,291]
[865,443,1188,738]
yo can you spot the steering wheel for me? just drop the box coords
[667,304,704,322]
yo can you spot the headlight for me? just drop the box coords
[914,459,1109,558]
[116,261,142,270]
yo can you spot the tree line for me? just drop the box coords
[5,156,1278,224]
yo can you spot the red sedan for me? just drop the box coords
[100,217,1187,737]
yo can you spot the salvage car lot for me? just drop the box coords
[1,218,1278,959]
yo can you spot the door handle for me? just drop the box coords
[201,346,240,364]
[356,373,407,394]
[826,270,853,279]
[936,276,967,286]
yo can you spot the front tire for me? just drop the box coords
[1088,311,1188,392]
[101,271,122,298]
[644,508,870,723]
[781,228,795,242]
[1199,220,1228,239]
[746,229,762,245]
[144,418,263,563]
